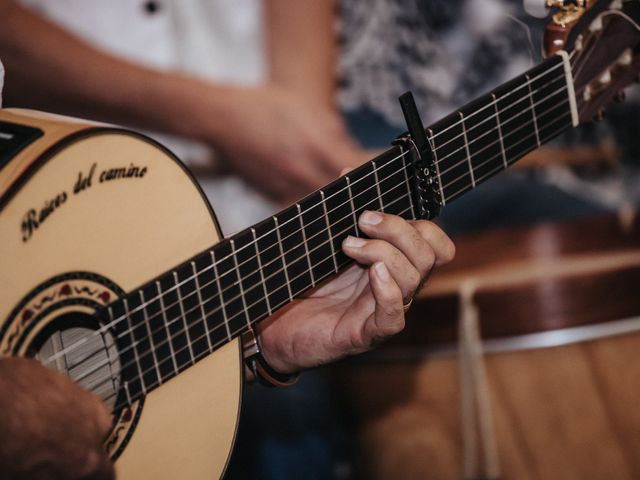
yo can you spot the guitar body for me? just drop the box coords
[0,109,241,480]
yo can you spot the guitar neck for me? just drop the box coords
[107,52,578,410]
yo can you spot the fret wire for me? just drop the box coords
[525,74,542,147]
[191,261,212,351]
[274,216,294,302]
[174,271,195,365]
[443,109,571,201]
[139,289,162,385]
[459,112,476,188]
[428,59,568,144]
[211,251,231,341]
[41,60,576,372]
[401,151,417,216]
[345,176,360,236]
[297,203,316,287]
[372,161,385,212]
[231,239,252,330]
[123,299,146,395]
[320,190,339,273]
[438,85,569,179]
[100,200,417,405]
[437,80,569,173]
[427,128,445,206]
[156,280,179,375]
[251,227,273,316]
[491,93,508,169]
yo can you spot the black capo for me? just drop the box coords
[397,91,442,220]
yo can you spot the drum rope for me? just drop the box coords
[459,281,501,480]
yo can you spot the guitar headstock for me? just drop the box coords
[544,0,640,124]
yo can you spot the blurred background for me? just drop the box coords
[2,0,639,478]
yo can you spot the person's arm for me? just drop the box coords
[0,357,113,480]
[266,0,338,108]
[0,0,360,202]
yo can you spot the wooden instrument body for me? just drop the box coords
[0,109,241,480]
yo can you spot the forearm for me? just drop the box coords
[0,0,237,144]
[265,0,338,109]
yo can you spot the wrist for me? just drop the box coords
[242,328,299,387]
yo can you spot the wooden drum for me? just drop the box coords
[333,215,640,480]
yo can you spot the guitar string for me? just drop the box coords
[46,83,577,375]
[76,97,577,397]
[86,195,416,400]
[40,52,579,371]
[72,177,415,386]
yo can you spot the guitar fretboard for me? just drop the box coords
[106,53,576,411]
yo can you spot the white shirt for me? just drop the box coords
[19,0,277,234]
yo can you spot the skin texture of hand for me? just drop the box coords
[0,357,113,480]
[258,211,455,373]
[203,85,363,204]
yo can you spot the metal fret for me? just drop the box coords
[156,280,179,376]
[296,203,315,287]
[252,227,272,316]
[273,216,294,302]
[139,289,162,385]
[345,176,360,235]
[320,190,339,273]
[230,239,251,329]
[211,251,231,341]
[491,93,508,169]
[191,261,212,351]
[525,74,541,147]
[371,161,385,212]
[123,298,146,395]
[459,112,476,188]
[173,271,195,365]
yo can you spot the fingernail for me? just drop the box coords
[344,235,366,248]
[360,210,383,226]
[375,262,390,282]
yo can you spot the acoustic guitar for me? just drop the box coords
[0,1,638,478]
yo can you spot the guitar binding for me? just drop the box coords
[394,91,443,221]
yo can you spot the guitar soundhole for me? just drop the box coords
[29,311,121,410]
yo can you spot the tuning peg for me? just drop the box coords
[594,109,606,122]
[599,69,612,85]
[614,90,626,103]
